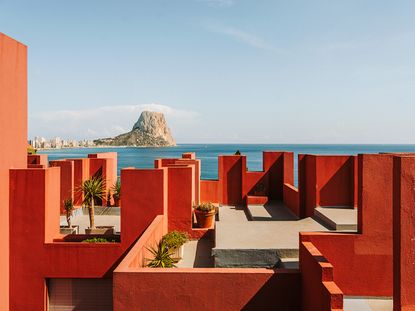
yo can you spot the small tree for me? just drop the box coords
[63,198,74,228]
[80,176,105,229]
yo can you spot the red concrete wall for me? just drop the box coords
[27,154,48,167]
[121,168,168,246]
[283,183,300,216]
[175,159,201,204]
[70,158,90,205]
[200,180,219,202]
[50,160,74,213]
[244,171,268,197]
[9,167,168,310]
[299,155,316,218]
[300,242,343,311]
[300,154,394,296]
[393,156,415,310]
[299,155,356,218]
[114,268,301,311]
[124,216,166,268]
[0,33,27,311]
[218,155,245,205]
[263,151,294,200]
[167,166,194,235]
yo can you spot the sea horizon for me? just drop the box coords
[38,143,415,185]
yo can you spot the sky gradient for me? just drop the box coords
[1,0,415,143]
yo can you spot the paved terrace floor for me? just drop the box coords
[213,201,330,268]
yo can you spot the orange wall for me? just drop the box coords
[9,167,168,310]
[300,154,394,296]
[114,269,300,311]
[393,156,415,310]
[50,160,74,212]
[300,242,343,311]
[283,183,300,216]
[218,155,245,205]
[28,154,48,167]
[71,158,90,205]
[200,180,219,202]
[167,166,194,235]
[299,155,356,218]
[0,33,27,311]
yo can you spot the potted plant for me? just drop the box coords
[146,241,176,268]
[111,178,121,207]
[194,202,217,229]
[161,231,189,262]
[60,198,78,234]
[80,176,114,234]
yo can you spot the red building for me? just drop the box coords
[1,33,413,311]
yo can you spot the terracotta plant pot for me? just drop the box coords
[194,209,216,228]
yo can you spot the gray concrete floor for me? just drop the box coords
[344,297,393,311]
[176,238,214,268]
[215,203,328,251]
[314,206,357,231]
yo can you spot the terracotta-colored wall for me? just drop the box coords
[244,171,268,197]
[316,156,356,207]
[9,167,168,310]
[299,155,316,218]
[393,156,415,310]
[167,166,194,235]
[114,268,301,311]
[27,154,48,167]
[125,216,166,268]
[299,155,356,218]
[300,242,343,311]
[300,154,394,296]
[0,33,27,311]
[175,159,201,204]
[263,151,294,200]
[218,155,245,205]
[200,180,219,203]
[121,168,168,246]
[283,183,300,216]
[71,158,90,205]
[50,160,74,212]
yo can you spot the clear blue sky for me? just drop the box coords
[1,0,415,143]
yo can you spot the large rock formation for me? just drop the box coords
[94,111,176,147]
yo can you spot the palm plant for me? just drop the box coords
[63,198,74,228]
[80,176,105,229]
[146,242,176,268]
[111,178,121,206]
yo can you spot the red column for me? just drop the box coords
[393,156,415,310]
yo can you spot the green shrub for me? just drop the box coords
[111,178,121,200]
[146,242,176,268]
[162,231,189,249]
[234,150,241,155]
[82,237,115,243]
[194,202,216,213]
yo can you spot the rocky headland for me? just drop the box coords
[94,111,176,147]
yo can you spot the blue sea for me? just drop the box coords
[39,144,415,185]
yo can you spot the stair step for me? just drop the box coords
[278,258,299,269]
[314,207,357,231]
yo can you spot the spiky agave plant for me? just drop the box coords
[63,198,74,228]
[146,242,176,268]
[80,176,105,229]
